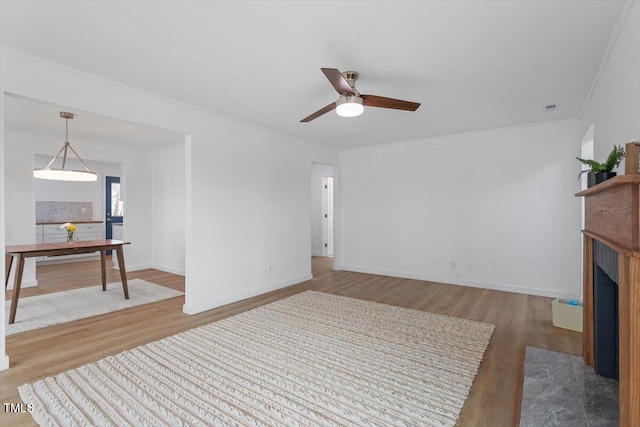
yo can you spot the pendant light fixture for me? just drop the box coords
[33,112,97,182]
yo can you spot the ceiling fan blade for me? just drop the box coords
[361,95,420,111]
[321,68,356,95]
[300,102,336,122]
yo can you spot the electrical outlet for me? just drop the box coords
[450,261,457,269]
[267,265,272,274]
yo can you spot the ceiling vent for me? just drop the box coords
[544,104,558,112]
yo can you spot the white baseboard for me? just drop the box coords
[0,354,10,371]
[182,273,313,315]
[340,265,573,299]
[5,279,38,290]
[311,251,323,257]
[151,264,185,276]
[23,279,38,288]
[125,264,152,272]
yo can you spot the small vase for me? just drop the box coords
[587,171,617,187]
[595,171,616,185]
[67,232,74,243]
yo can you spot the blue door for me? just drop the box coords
[106,176,123,254]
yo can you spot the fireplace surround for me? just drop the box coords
[576,175,640,426]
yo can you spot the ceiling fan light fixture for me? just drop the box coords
[336,95,364,118]
[34,112,97,182]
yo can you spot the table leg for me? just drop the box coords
[116,246,129,299]
[9,254,25,324]
[5,253,13,290]
[100,249,107,291]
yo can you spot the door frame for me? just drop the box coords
[321,176,334,257]
[105,176,123,254]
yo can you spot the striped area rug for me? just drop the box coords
[19,291,494,426]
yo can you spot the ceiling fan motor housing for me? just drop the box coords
[341,71,359,91]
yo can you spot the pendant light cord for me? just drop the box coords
[42,114,92,173]
[61,117,69,169]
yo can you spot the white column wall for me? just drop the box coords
[3,129,37,287]
[0,62,8,370]
[151,143,186,275]
[185,128,313,313]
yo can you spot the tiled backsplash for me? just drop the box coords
[36,201,93,222]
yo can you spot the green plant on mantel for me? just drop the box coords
[576,144,625,179]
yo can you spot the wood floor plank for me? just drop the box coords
[1,256,581,426]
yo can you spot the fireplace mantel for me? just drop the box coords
[576,174,640,426]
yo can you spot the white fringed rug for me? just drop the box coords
[6,279,184,335]
[19,291,494,427]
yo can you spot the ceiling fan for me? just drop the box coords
[300,68,420,122]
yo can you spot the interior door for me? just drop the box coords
[106,176,123,253]
[322,176,334,257]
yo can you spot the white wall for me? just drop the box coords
[0,47,339,369]
[151,143,186,275]
[3,129,38,287]
[310,163,334,256]
[580,1,640,161]
[340,120,582,298]
[185,128,314,313]
[0,74,8,370]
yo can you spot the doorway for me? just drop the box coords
[310,163,334,258]
[1,94,188,371]
[105,176,123,254]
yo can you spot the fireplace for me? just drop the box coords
[593,241,619,379]
[576,174,640,426]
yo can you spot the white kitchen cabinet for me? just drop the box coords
[35,225,43,243]
[43,224,67,237]
[37,222,105,264]
[76,223,103,241]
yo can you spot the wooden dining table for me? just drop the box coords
[5,239,131,324]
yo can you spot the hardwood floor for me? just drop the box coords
[1,256,582,426]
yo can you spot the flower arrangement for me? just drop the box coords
[60,222,78,243]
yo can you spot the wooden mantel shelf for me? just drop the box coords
[575,174,640,197]
[576,175,639,253]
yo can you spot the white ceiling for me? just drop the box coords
[0,1,626,149]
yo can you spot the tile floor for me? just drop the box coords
[519,346,618,427]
